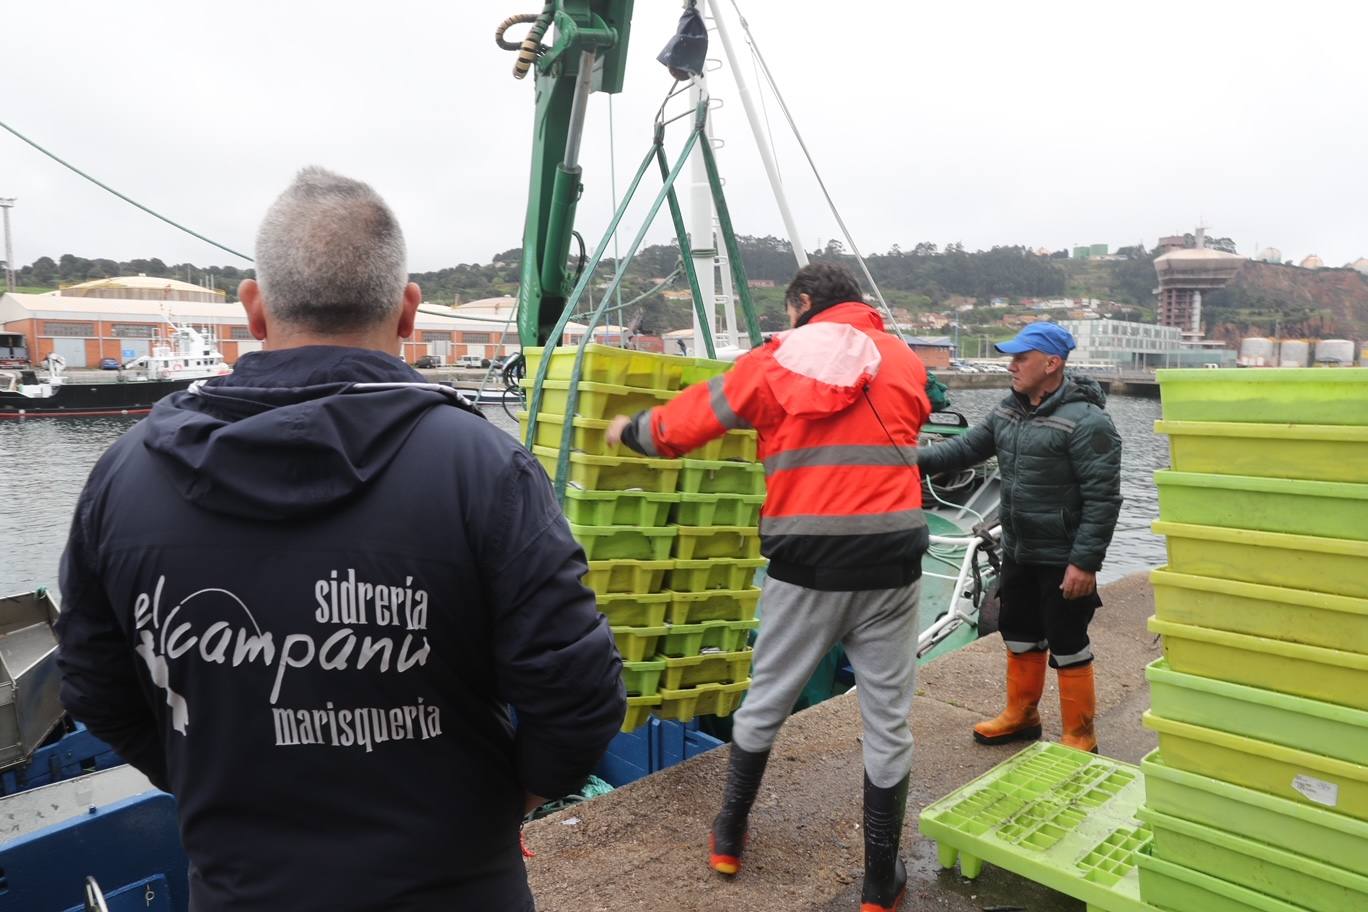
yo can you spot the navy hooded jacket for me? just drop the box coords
[55,346,626,911]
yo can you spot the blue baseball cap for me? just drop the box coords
[995,323,1076,359]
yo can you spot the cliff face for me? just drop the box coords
[1204,261,1368,342]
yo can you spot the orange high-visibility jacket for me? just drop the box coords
[624,302,932,591]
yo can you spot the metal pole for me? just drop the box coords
[688,74,717,353]
[0,198,15,292]
[563,52,597,169]
[705,0,807,267]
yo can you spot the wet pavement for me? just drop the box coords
[524,572,1160,912]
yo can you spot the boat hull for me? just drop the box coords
[0,379,194,418]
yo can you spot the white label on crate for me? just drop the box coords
[1292,774,1339,807]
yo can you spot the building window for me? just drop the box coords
[424,331,452,342]
[229,326,256,340]
[111,323,157,338]
[462,332,491,344]
[43,321,96,337]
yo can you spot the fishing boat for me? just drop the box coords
[0,322,230,419]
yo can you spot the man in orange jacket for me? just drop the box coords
[607,263,931,912]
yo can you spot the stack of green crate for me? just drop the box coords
[1139,368,1368,912]
[520,346,764,732]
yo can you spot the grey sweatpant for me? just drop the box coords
[732,575,920,788]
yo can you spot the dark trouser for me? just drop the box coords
[998,557,1101,668]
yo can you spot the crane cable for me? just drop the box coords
[0,117,253,262]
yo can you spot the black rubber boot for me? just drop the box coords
[708,744,770,875]
[860,772,909,912]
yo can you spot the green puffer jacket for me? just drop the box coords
[918,374,1122,571]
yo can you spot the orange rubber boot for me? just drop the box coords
[972,650,1047,745]
[1058,662,1098,753]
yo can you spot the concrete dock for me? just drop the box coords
[524,572,1161,911]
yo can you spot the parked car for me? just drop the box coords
[413,355,442,369]
[454,355,491,369]
[98,357,122,370]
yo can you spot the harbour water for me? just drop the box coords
[0,386,1165,597]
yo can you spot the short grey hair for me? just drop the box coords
[254,166,408,332]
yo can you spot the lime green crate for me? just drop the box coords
[524,343,686,391]
[1155,470,1368,542]
[518,410,622,457]
[666,560,766,593]
[621,694,661,732]
[535,447,681,493]
[1138,805,1368,912]
[679,356,732,388]
[1157,367,1368,426]
[657,622,707,659]
[582,559,673,596]
[621,659,665,697]
[1154,521,1368,600]
[659,649,753,690]
[520,378,673,419]
[595,591,671,627]
[673,526,763,561]
[1136,852,1309,912]
[684,429,759,463]
[657,680,750,721]
[700,618,759,652]
[1149,616,1368,711]
[919,742,1152,912]
[666,587,762,624]
[677,458,766,495]
[673,493,765,527]
[563,488,679,527]
[569,524,677,561]
[611,625,666,662]
[1151,567,1368,654]
[1147,659,1368,767]
[1155,420,1368,484]
[1143,711,1368,822]
[1141,750,1368,876]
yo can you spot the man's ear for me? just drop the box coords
[240,279,268,340]
[398,282,421,339]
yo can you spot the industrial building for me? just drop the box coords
[1152,228,1244,336]
[1058,318,1235,369]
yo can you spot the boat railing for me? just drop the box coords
[917,525,1002,658]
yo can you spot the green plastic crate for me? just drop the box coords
[621,694,661,732]
[657,623,707,659]
[1154,521,1368,600]
[1155,470,1368,542]
[1156,367,1368,426]
[523,343,686,391]
[678,356,732,388]
[672,493,765,527]
[1141,751,1368,876]
[700,618,759,653]
[1136,852,1309,912]
[656,619,756,657]
[666,560,766,593]
[1151,567,1368,654]
[1143,712,1368,822]
[666,588,762,624]
[1147,659,1368,770]
[673,526,763,561]
[919,743,1152,912]
[582,559,674,596]
[535,447,681,493]
[683,429,759,463]
[611,625,666,662]
[621,659,665,697]
[1155,420,1368,484]
[563,488,679,527]
[520,378,673,420]
[517,410,621,457]
[657,680,749,721]
[659,649,753,690]
[595,591,671,627]
[569,524,677,561]
[1149,616,1368,711]
[1138,805,1368,912]
[677,458,766,495]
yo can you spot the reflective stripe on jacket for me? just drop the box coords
[627,302,932,591]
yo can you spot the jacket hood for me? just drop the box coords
[143,346,479,520]
[766,302,883,418]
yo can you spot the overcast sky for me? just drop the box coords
[2,1,1364,277]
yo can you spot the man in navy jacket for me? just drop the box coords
[55,166,625,911]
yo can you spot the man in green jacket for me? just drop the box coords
[919,323,1121,752]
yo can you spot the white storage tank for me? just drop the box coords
[1238,337,1277,367]
[1278,339,1310,367]
[1314,339,1356,366]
